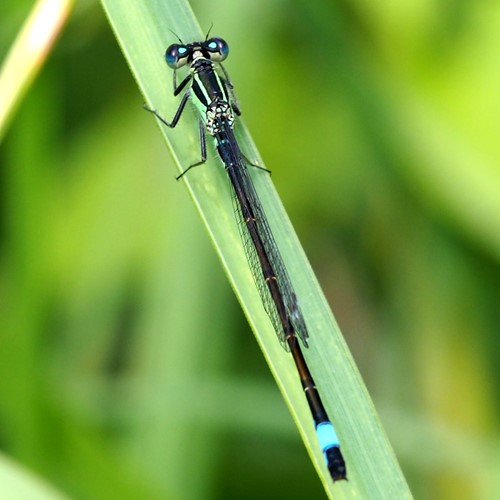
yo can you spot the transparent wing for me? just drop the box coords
[221,124,309,350]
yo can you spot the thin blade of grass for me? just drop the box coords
[0,0,74,141]
[100,0,411,497]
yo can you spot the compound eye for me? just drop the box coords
[204,37,229,62]
[165,44,189,68]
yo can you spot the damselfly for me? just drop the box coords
[145,36,347,482]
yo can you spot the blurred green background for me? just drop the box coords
[1,0,499,498]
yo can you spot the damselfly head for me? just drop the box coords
[165,37,229,69]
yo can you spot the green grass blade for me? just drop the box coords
[0,0,74,142]
[100,0,411,497]
[0,453,68,500]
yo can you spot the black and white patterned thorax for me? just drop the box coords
[190,54,235,136]
[205,100,234,135]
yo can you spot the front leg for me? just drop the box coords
[144,91,190,128]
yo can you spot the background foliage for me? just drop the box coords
[1,0,499,498]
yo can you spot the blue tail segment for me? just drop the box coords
[316,422,347,481]
[316,421,340,449]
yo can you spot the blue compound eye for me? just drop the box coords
[204,37,229,62]
[165,44,189,69]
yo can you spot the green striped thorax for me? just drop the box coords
[165,37,235,135]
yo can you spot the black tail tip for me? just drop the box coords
[326,447,347,482]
